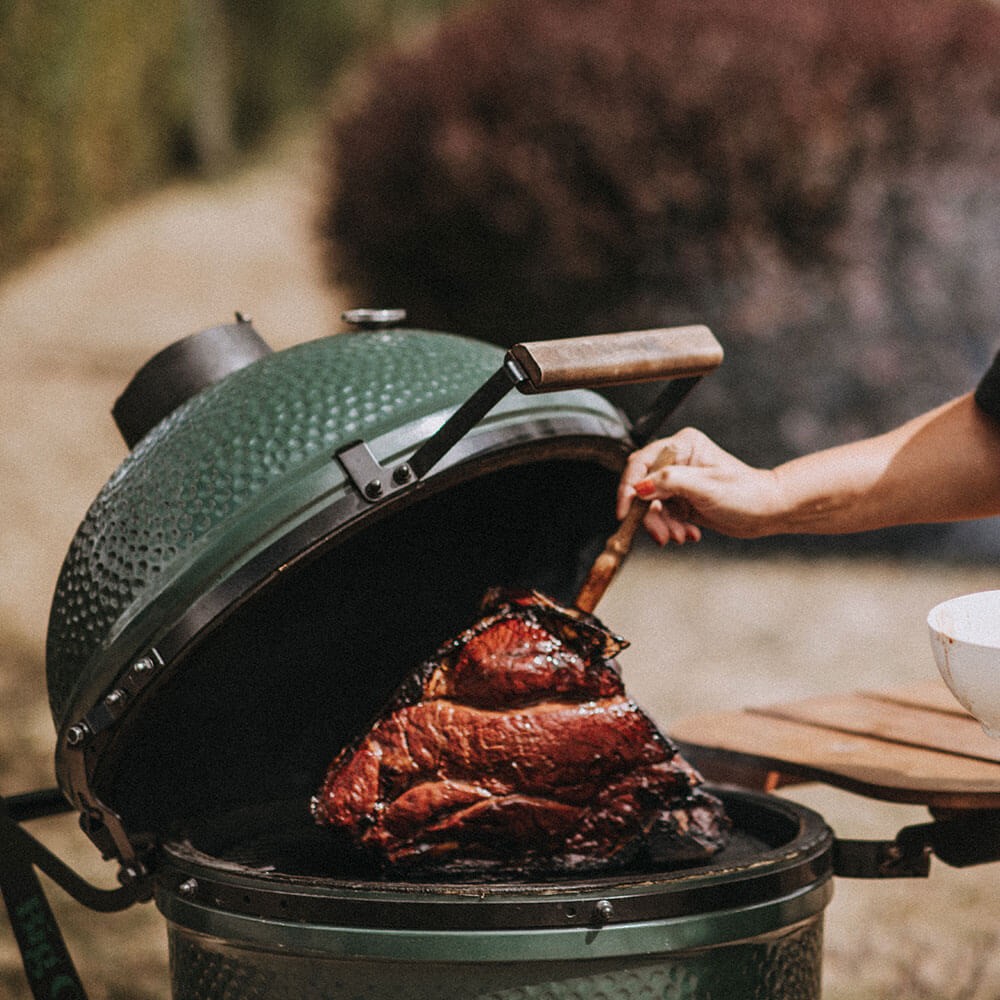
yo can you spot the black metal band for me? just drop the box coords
[156,788,834,932]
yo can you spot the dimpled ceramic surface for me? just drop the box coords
[166,918,824,1000]
[45,329,623,732]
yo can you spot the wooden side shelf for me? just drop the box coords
[670,679,1000,810]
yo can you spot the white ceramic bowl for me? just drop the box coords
[928,590,1000,738]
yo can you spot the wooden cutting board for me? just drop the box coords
[669,679,1000,810]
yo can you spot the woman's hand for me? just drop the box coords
[616,428,784,544]
[618,394,1000,546]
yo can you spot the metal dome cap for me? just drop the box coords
[44,315,721,878]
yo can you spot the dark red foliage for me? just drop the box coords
[323,0,999,327]
[312,589,730,874]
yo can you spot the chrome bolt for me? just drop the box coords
[392,464,413,486]
[65,724,90,747]
[593,899,614,924]
[364,478,384,499]
[119,865,145,887]
[178,878,199,898]
[132,656,155,674]
[104,689,126,708]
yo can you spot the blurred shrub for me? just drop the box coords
[222,0,362,148]
[323,0,1000,555]
[0,2,191,273]
[0,0,461,276]
[221,0,463,148]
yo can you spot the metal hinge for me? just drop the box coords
[60,648,164,897]
[65,649,164,747]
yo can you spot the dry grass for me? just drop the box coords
[2,119,999,999]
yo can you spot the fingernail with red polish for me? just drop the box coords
[634,480,655,498]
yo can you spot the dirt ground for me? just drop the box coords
[2,120,1000,1000]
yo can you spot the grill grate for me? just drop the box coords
[170,792,786,886]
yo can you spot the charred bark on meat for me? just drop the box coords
[312,589,730,876]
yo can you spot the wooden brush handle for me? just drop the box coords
[574,445,678,614]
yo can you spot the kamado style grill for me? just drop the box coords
[4,313,1000,1000]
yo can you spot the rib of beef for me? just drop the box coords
[311,588,730,875]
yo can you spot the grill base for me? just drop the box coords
[157,787,833,998]
[167,916,825,1000]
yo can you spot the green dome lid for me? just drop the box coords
[46,327,627,736]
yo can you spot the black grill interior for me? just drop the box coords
[96,458,622,844]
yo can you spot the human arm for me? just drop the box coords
[617,392,1000,544]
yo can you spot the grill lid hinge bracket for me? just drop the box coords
[68,648,164,746]
[336,356,527,503]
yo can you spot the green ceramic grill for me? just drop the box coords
[45,314,726,875]
[9,314,842,1000]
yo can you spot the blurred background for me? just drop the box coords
[2,1,1000,997]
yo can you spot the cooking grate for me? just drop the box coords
[170,788,802,883]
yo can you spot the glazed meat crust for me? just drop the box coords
[312,589,729,874]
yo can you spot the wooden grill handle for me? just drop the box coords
[509,325,722,393]
[574,444,678,614]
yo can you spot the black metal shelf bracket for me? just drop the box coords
[834,809,1000,878]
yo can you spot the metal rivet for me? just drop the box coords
[104,689,126,708]
[132,656,155,674]
[593,899,614,924]
[364,478,384,499]
[178,878,199,898]
[66,724,90,747]
[119,865,145,887]
[392,464,412,486]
